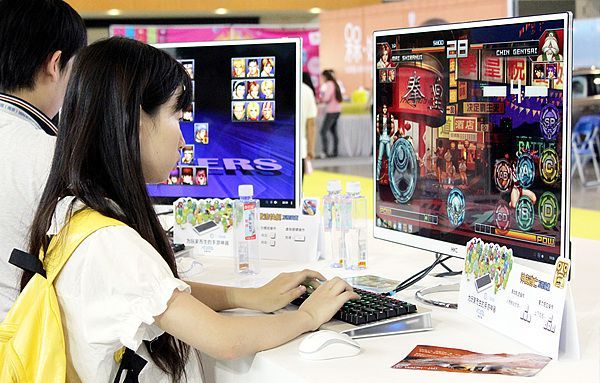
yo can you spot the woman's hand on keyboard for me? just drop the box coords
[298,277,360,331]
[250,269,326,313]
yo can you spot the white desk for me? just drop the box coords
[186,237,599,383]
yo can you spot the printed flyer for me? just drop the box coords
[392,345,551,377]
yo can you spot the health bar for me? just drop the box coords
[474,223,555,247]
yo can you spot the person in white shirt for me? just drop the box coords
[0,0,86,321]
[23,37,359,382]
[301,72,318,178]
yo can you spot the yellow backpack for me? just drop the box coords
[0,209,125,382]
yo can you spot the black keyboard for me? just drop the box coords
[291,287,417,326]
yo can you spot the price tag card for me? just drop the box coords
[257,197,320,262]
[458,238,570,359]
[173,198,235,257]
[173,197,320,261]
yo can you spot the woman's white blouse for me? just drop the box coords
[51,199,202,382]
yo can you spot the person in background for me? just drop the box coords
[301,72,318,178]
[22,37,359,381]
[436,143,446,184]
[319,69,343,158]
[319,69,346,100]
[459,158,468,185]
[0,0,86,321]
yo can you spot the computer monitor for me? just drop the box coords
[373,13,572,265]
[149,38,301,209]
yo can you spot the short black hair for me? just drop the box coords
[0,0,87,92]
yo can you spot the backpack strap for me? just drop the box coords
[43,209,125,284]
[44,208,148,380]
[9,248,46,278]
[113,348,148,383]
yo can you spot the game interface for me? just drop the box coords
[375,16,570,264]
[148,41,299,208]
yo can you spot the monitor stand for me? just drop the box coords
[415,283,459,309]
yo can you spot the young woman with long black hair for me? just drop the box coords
[23,37,358,382]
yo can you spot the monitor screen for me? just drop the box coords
[374,14,572,264]
[149,39,301,208]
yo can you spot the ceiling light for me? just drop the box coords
[215,8,228,15]
[107,8,121,16]
[309,7,322,14]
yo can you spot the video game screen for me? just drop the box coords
[148,40,300,208]
[374,15,571,264]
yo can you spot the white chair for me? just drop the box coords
[571,115,600,187]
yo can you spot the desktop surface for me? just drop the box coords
[189,236,597,383]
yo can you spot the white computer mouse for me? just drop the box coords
[298,330,361,360]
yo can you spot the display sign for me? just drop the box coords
[173,197,320,261]
[453,116,478,132]
[458,238,578,359]
[458,49,479,80]
[463,102,505,114]
[481,51,505,83]
[507,57,528,82]
[391,57,447,127]
[458,81,468,100]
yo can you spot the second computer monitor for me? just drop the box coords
[150,38,301,208]
[373,13,572,264]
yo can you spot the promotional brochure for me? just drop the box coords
[392,345,551,377]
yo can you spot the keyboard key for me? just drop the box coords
[396,305,408,315]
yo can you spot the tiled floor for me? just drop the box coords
[314,156,600,211]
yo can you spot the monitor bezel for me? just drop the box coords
[372,13,573,263]
[150,38,302,209]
